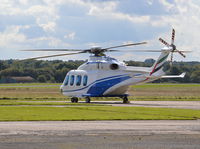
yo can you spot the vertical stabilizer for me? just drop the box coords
[150,50,170,76]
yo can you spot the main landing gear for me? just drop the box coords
[85,96,91,103]
[122,96,129,104]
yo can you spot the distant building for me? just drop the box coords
[0,76,36,83]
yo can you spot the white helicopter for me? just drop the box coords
[23,29,189,103]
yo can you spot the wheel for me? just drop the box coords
[71,97,78,103]
[74,97,78,103]
[122,96,129,104]
[85,96,91,103]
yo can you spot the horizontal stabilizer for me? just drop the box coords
[132,72,186,79]
[161,72,186,78]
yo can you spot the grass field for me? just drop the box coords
[0,83,200,121]
[0,83,200,101]
[0,106,200,121]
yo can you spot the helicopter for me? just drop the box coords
[23,29,190,103]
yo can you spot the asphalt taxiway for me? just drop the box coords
[105,101,200,109]
[1,120,200,149]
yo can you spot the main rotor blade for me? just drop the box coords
[159,38,170,47]
[174,50,192,53]
[22,52,84,60]
[108,49,162,52]
[21,49,84,52]
[171,28,175,44]
[105,42,147,50]
[114,50,192,53]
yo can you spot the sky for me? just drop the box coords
[0,0,200,61]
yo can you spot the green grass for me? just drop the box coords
[0,83,61,86]
[0,83,200,101]
[0,106,200,121]
[133,83,200,88]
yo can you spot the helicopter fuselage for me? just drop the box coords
[60,55,152,98]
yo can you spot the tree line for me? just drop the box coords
[0,59,200,83]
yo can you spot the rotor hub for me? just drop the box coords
[171,44,176,51]
[90,47,103,56]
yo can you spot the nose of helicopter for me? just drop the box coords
[60,85,64,94]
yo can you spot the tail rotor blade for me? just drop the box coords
[170,52,173,62]
[177,50,186,58]
[159,38,170,47]
[171,28,175,44]
[170,52,173,67]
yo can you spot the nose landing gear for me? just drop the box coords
[71,97,78,103]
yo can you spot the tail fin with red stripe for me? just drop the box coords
[150,50,170,76]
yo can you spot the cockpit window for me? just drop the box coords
[83,75,88,86]
[64,75,69,86]
[70,75,75,86]
[76,75,82,86]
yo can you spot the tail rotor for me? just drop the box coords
[159,28,186,65]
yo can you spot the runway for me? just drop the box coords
[1,120,200,135]
[1,120,200,149]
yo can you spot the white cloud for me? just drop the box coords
[0,0,23,15]
[0,25,27,47]
[0,1,59,32]
[147,0,153,5]
[19,0,28,5]
[87,1,150,23]
[26,5,59,32]
[39,22,56,32]
[64,32,76,40]
[159,0,175,11]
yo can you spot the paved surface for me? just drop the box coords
[90,101,200,110]
[1,120,200,149]
[6,101,200,110]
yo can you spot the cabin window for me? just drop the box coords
[64,75,69,86]
[83,75,88,86]
[76,75,82,86]
[70,75,75,86]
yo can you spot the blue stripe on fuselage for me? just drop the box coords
[86,76,131,96]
